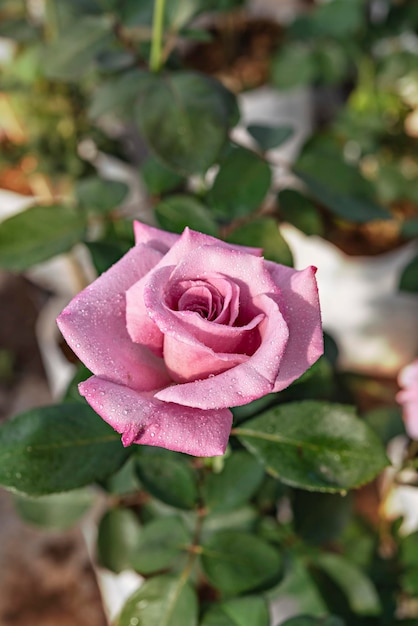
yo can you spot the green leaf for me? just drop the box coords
[155,194,218,236]
[271,43,316,89]
[135,447,198,510]
[76,176,129,213]
[310,0,364,38]
[278,189,324,236]
[293,491,352,545]
[85,241,132,275]
[202,506,259,539]
[43,15,114,81]
[399,254,418,293]
[201,596,270,626]
[315,553,381,616]
[118,574,198,626]
[401,218,418,239]
[0,403,129,495]
[97,508,141,572]
[203,451,265,512]
[13,488,94,530]
[247,124,294,151]
[226,217,292,265]
[209,147,272,219]
[235,401,389,492]
[281,616,345,626]
[63,363,91,403]
[89,69,148,120]
[136,72,238,175]
[200,530,282,594]
[132,515,191,575]
[141,155,185,195]
[0,204,86,271]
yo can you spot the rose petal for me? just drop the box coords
[156,293,289,408]
[398,360,418,388]
[57,244,170,391]
[266,263,323,391]
[79,376,232,457]
[134,221,180,252]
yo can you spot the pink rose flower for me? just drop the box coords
[57,222,323,457]
[397,359,418,439]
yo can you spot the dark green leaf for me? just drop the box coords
[227,217,292,265]
[278,189,324,236]
[132,515,191,575]
[271,44,316,90]
[200,530,282,594]
[0,204,86,271]
[97,508,141,572]
[0,404,129,495]
[76,176,129,213]
[235,401,389,492]
[281,616,345,626]
[201,596,270,626]
[209,147,271,219]
[247,124,294,151]
[43,16,114,81]
[401,218,418,239]
[13,489,94,530]
[135,447,198,509]
[118,574,198,626]
[399,254,418,293]
[315,553,381,616]
[203,451,264,512]
[155,194,218,236]
[63,364,91,403]
[85,241,132,275]
[89,69,148,120]
[293,491,352,544]
[363,406,405,445]
[141,155,185,195]
[136,72,238,175]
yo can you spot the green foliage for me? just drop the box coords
[235,401,389,492]
[281,617,345,626]
[135,72,238,175]
[76,176,129,213]
[399,254,418,293]
[0,204,86,271]
[208,146,272,218]
[278,189,324,237]
[155,194,218,236]
[247,124,294,151]
[135,448,198,509]
[131,515,191,575]
[201,596,270,626]
[117,574,198,626]
[13,489,94,530]
[0,404,129,495]
[201,529,282,594]
[142,155,185,195]
[226,217,293,266]
[97,508,141,572]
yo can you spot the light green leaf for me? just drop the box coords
[0,404,129,495]
[135,447,198,510]
[201,530,282,594]
[0,204,86,271]
[201,596,270,626]
[155,194,218,236]
[13,488,95,530]
[235,401,389,492]
[97,508,141,572]
[132,515,191,575]
[118,574,198,626]
[209,147,272,219]
[136,72,238,175]
[271,43,316,89]
[315,553,381,616]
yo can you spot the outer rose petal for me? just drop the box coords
[79,376,232,457]
[134,221,179,252]
[156,293,289,409]
[57,244,171,391]
[266,263,323,391]
[397,359,418,439]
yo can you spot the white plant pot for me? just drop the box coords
[282,223,418,376]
